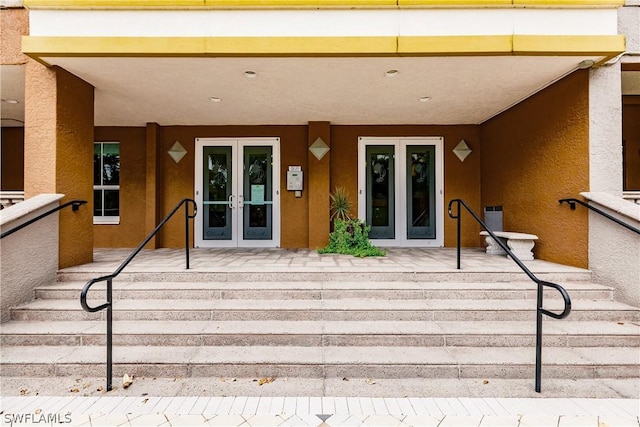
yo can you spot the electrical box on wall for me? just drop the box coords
[287,166,303,197]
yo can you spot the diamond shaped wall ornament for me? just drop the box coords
[168,141,187,163]
[453,139,472,162]
[309,137,330,161]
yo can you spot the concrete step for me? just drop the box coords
[34,281,615,301]
[1,320,638,348]
[1,345,637,380]
[55,270,595,284]
[10,298,640,322]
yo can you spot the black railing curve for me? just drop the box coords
[447,199,571,393]
[560,198,640,235]
[0,200,87,239]
[80,198,197,391]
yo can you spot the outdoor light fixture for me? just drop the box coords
[419,96,431,102]
[210,96,221,102]
[385,69,399,77]
[244,71,257,78]
[1,99,19,104]
[168,141,188,163]
[309,137,330,161]
[577,60,595,70]
[453,139,472,162]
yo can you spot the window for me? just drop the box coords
[94,142,120,224]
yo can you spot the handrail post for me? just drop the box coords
[185,202,190,270]
[80,198,197,392]
[106,278,113,391]
[535,282,543,393]
[447,198,571,393]
[456,200,461,270]
[560,198,640,235]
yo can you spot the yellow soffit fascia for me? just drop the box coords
[22,37,401,59]
[513,35,626,64]
[22,0,625,9]
[22,35,625,64]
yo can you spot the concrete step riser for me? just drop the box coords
[1,362,636,380]
[11,309,639,322]
[34,289,614,301]
[3,334,638,348]
[55,271,595,284]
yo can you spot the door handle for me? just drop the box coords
[228,195,234,209]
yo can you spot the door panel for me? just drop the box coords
[366,145,395,240]
[203,146,233,241]
[406,145,435,239]
[242,146,273,240]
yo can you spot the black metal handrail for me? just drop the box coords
[0,200,87,239]
[80,198,197,391]
[448,199,571,393]
[560,198,640,235]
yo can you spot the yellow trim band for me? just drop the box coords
[399,36,512,55]
[23,0,624,8]
[513,35,625,62]
[22,34,625,63]
[23,36,401,57]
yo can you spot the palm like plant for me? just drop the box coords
[329,186,352,222]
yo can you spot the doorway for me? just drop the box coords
[194,137,280,248]
[358,137,444,247]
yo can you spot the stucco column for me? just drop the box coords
[589,63,623,195]
[24,63,94,268]
[145,122,162,249]
[307,121,331,249]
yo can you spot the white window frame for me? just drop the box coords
[93,141,120,225]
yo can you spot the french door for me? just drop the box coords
[194,138,280,248]
[358,137,444,247]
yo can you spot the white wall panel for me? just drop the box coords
[29,9,618,38]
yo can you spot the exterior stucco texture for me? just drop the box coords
[481,70,590,268]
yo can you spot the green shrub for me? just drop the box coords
[319,218,386,257]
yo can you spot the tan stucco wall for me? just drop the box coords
[56,68,95,268]
[1,127,25,191]
[0,8,28,65]
[480,70,590,268]
[95,126,481,248]
[94,127,148,247]
[623,97,640,190]
[308,122,331,249]
[94,123,482,249]
[331,125,482,247]
[24,64,94,268]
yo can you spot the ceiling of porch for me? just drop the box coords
[0,54,630,128]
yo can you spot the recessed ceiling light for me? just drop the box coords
[419,96,431,102]
[385,69,399,77]
[209,97,222,103]
[1,99,19,104]
[244,70,257,78]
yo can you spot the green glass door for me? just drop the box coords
[242,146,273,240]
[366,145,395,239]
[406,145,435,239]
[195,137,280,248]
[202,146,233,241]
